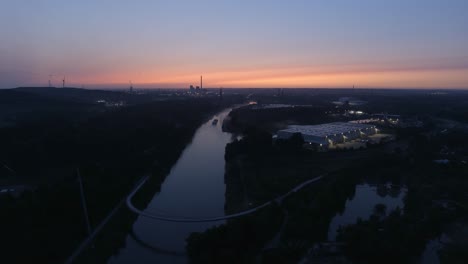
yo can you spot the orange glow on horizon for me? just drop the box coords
[68,66,468,89]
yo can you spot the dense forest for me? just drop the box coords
[0,88,230,262]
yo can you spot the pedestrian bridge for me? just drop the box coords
[126,174,325,223]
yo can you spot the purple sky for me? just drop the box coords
[1,0,467,89]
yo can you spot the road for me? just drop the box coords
[126,174,325,223]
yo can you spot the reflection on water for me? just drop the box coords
[328,183,406,241]
[109,109,235,264]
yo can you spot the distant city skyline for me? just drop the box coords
[1,0,467,89]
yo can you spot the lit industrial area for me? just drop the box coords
[277,122,381,150]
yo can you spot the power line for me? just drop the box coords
[77,168,92,236]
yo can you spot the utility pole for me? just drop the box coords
[77,168,92,237]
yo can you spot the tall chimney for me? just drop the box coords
[201,75,203,89]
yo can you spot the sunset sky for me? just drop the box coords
[1,0,467,89]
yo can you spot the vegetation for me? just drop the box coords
[187,90,468,263]
[336,130,468,263]
[3,88,468,263]
[187,204,284,264]
[0,90,229,262]
[224,129,325,214]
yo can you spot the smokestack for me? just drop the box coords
[201,75,203,89]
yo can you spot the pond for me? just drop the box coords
[327,183,407,241]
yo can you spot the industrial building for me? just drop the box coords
[277,122,377,148]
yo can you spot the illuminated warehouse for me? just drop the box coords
[277,122,377,148]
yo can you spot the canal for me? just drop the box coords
[109,108,236,263]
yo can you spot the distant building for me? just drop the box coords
[277,122,377,148]
[373,114,400,120]
[332,97,367,106]
[252,104,294,110]
[189,76,204,94]
[372,114,401,126]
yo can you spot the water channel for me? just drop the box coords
[110,108,235,263]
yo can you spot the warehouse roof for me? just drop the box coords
[279,122,376,138]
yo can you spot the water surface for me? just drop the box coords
[110,108,235,263]
[327,183,406,241]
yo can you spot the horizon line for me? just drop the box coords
[5,86,468,91]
